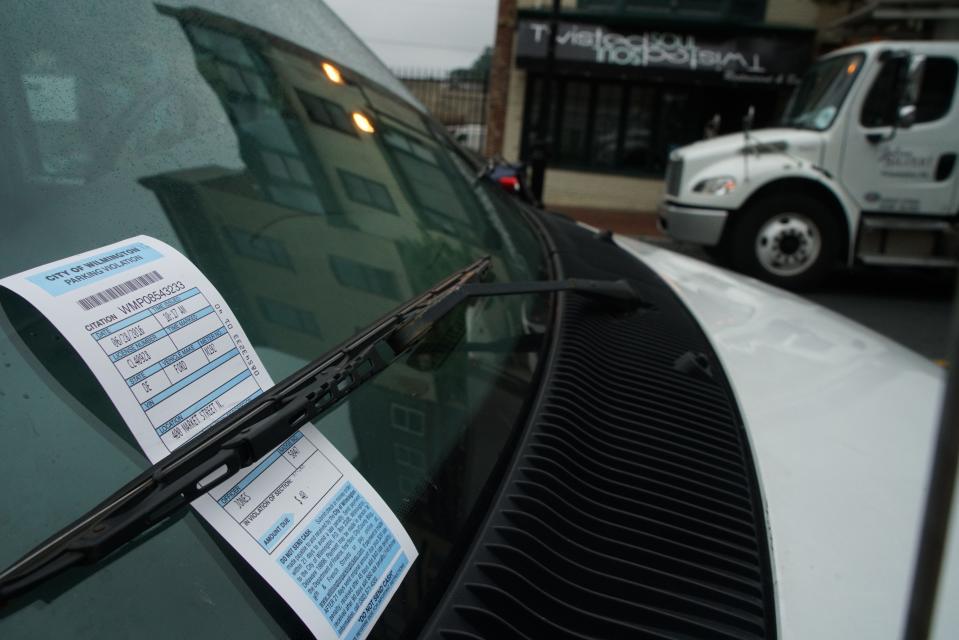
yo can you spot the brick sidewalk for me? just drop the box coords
[546,205,662,237]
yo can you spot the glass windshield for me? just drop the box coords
[0,2,546,638]
[782,53,865,131]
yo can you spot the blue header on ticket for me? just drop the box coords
[27,242,162,296]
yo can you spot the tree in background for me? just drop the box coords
[451,47,492,83]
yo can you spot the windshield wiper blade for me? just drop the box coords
[0,256,641,607]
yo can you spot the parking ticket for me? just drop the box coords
[1,235,417,639]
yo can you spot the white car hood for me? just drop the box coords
[616,237,956,639]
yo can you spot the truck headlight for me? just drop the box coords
[693,176,737,196]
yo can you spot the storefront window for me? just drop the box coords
[521,74,783,176]
[658,89,692,164]
[557,81,590,163]
[621,86,655,170]
[523,75,742,176]
[523,76,558,150]
[590,84,624,167]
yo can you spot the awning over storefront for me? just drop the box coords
[515,18,814,86]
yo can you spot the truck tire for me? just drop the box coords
[729,193,840,290]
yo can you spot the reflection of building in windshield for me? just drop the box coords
[143,7,488,355]
[139,13,525,618]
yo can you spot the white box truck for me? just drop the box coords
[659,41,959,289]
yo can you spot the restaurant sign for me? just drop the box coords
[516,19,812,85]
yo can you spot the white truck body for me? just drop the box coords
[661,41,959,287]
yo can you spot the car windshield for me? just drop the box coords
[0,2,547,638]
[782,52,865,131]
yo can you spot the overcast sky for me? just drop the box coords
[324,0,499,70]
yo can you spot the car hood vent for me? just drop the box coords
[419,214,775,639]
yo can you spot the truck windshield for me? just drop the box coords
[0,1,547,638]
[782,53,865,131]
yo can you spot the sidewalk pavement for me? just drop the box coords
[546,205,663,237]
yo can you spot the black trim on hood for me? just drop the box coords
[418,212,777,639]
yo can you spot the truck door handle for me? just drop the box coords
[865,127,895,145]
[935,153,957,182]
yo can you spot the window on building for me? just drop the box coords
[262,151,311,184]
[621,86,655,170]
[382,127,472,226]
[329,254,401,299]
[296,89,356,135]
[557,81,590,164]
[590,84,624,167]
[523,76,559,150]
[188,25,272,102]
[223,226,293,269]
[522,76,705,175]
[393,443,426,471]
[658,89,693,166]
[257,297,321,335]
[338,168,397,213]
[391,403,426,436]
[189,25,326,215]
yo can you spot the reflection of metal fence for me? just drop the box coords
[393,69,489,152]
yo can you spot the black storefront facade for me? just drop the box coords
[514,12,815,178]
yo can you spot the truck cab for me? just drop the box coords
[660,41,959,289]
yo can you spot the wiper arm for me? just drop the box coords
[0,256,641,606]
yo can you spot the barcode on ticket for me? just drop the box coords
[76,271,164,311]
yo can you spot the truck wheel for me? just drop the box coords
[730,193,840,290]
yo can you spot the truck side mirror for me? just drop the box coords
[896,54,926,129]
[897,104,917,129]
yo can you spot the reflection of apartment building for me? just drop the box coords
[141,10,491,525]
[142,10,460,393]
[137,11,540,621]
[144,164,406,352]
[487,0,848,213]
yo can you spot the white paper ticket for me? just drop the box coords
[1,235,417,639]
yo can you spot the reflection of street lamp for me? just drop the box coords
[322,62,343,85]
[529,0,560,206]
[352,111,376,134]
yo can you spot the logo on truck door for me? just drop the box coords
[878,147,935,179]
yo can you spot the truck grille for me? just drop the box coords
[665,158,683,196]
[420,215,776,639]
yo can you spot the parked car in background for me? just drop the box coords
[484,157,537,204]
[0,2,955,639]
[661,41,959,289]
